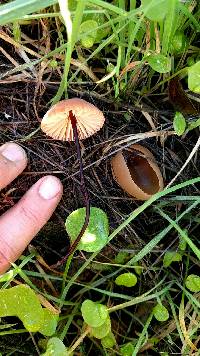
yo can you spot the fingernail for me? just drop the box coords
[38,176,62,200]
[0,143,26,162]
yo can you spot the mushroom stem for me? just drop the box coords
[52,111,90,268]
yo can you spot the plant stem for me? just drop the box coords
[68,326,91,354]
[62,253,73,292]
[108,286,170,313]
[52,110,90,268]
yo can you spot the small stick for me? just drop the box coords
[51,111,90,268]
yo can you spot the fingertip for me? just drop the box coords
[38,175,63,200]
[0,143,28,190]
[0,142,27,163]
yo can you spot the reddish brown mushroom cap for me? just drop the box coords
[41,98,105,141]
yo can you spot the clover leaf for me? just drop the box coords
[81,299,108,327]
[146,54,171,73]
[101,332,116,348]
[163,251,182,267]
[41,337,68,356]
[115,273,137,287]
[65,207,109,252]
[142,0,170,21]
[173,112,186,136]
[153,303,169,322]
[188,61,200,93]
[90,316,111,339]
[0,285,58,335]
[185,274,200,292]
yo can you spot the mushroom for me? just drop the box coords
[41,98,105,141]
[41,98,105,265]
[111,144,164,200]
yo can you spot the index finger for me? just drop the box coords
[0,175,63,274]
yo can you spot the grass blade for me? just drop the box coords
[0,0,58,25]
[127,200,199,265]
[157,208,200,260]
[52,0,86,104]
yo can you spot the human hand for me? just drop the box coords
[0,142,63,274]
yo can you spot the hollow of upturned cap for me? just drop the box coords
[41,98,105,141]
[111,144,164,200]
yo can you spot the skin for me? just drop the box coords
[0,142,63,274]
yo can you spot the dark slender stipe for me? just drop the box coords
[51,110,90,268]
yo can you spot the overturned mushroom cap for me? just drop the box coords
[41,98,105,141]
[111,144,164,200]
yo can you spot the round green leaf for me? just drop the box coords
[65,207,109,252]
[90,316,111,339]
[0,286,60,336]
[187,56,196,67]
[153,303,169,322]
[101,332,116,348]
[146,54,171,73]
[185,274,200,292]
[81,10,110,44]
[50,59,58,68]
[142,0,170,21]
[115,273,137,287]
[170,32,188,55]
[79,20,98,48]
[188,61,200,93]
[81,300,108,327]
[41,337,67,356]
[163,251,182,267]
[114,251,129,264]
[134,263,143,276]
[173,112,186,136]
[0,285,43,332]
[120,342,135,356]
[39,309,59,336]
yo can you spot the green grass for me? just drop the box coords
[0,0,200,355]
